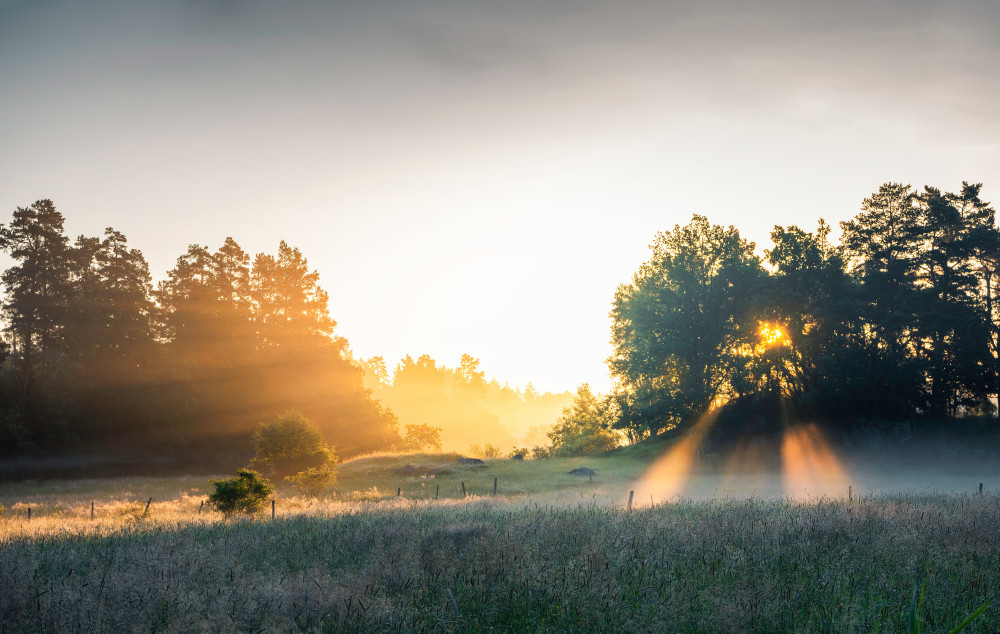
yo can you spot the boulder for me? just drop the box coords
[457,457,486,465]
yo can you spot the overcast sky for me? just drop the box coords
[2,0,998,392]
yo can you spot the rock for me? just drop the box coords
[568,467,597,477]
[457,457,485,465]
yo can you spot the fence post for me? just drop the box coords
[493,477,497,496]
[143,497,153,517]
[397,487,401,497]
[435,484,439,500]
[461,482,466,497]
[91,501,95,519]
[627,490,634,512]
[271,499,275,520]
[848,485,852,502]
[979,482,983,495]
[27,507,31,521]
[198,500,204,514]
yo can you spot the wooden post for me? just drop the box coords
[493,477,497,496]
[27,507,31,521]
[979,482,983,495]
[91,501,95,519]
[435,484,439,500]
[271,499,275,520]
[143,497,152,517]
[397,487,401,497]
[198,500,204,514]
[627,490,634,512]
[461,482,466,497]
[848,485,852,501]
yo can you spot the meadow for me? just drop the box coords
[2,452,999,632]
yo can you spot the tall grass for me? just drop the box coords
[2,489,998,631]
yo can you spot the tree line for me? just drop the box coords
[360,353,570,452]
[608,182,999,444]
[0,200,397,462]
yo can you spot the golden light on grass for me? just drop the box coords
[781,423,849,499]
[631,409,719,505]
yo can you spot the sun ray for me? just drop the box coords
[781,423,849,499]
[631,408,719,505]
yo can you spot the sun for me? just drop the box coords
[759,323,786,346]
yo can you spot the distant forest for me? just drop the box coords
[609,182,1000,445]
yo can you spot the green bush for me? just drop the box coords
[509,447,529,460]
[531,445,550,459]
[208,469,273,516]
[248,410,336,479]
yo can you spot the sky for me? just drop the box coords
[1,0,998,394]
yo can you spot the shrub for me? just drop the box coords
[209,469,273,516]
[509,447,529,460]
[285,464,337,498]
[248,411,336,479]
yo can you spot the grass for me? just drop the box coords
[1,453,999,632]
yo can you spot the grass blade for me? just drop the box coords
[947,599,993,634]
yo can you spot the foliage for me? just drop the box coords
[509,447,529,460]
[361,353,572,452]
[530,445,550,459]
[249,411,337,479]
[0,410,34,457]
[208,468,273,516]
[0,200,401,462]
[610,182,1000,439]
[547,384,619,456]
[609,215,765,438]
[396,423,442,452]
[285,464,338,498]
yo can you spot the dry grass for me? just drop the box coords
[2,457,999,631]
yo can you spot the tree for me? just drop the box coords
[208,468,273,516]
[547,384,618,456]
[910,184,995,415]
[248,410,337,479]
[839,183,924,416]
[251,241,336,349]
[397,423,443,452]
[0,200,72,409]
[609,215,765,438]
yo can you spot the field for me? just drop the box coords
[2,452,999,632]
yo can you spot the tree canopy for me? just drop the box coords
[609,181,1000,443]
[0,201,398,463]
